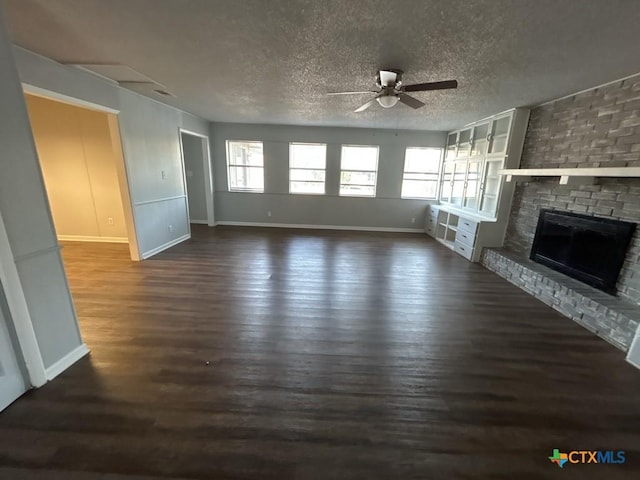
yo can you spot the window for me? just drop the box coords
[339,145,379,197]
[289,143,327,194]
[226,140,264,192]
[401,147,443,199]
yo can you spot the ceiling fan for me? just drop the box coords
[328,69,458,112]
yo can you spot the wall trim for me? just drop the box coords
[13,244,61,264]
[45,343,90,381]
[134,195,186,206]
[189,220,209,225]
[216,221,424,233]
[141,233,190,259]
[57,235,128,244]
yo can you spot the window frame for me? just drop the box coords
[339,144,380,198]
[225,140,265,193]
[400,147,444,200]
[288,142,327,195]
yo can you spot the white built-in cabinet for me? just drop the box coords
[426,108,530,262]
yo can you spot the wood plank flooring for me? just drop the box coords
[1,225,640,479]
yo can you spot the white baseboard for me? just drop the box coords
[45,344,90,381]
[58,235,128,244]
[215,221,424,233]
[141,234,190,259]
[189,219,209,225]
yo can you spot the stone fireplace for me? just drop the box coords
[480,75,640,352]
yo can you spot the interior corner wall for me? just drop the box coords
[13,46,210,260]
[25,94,128,242]
[0,10,83,370]
[504,76,640,305]
[210,123,447,230]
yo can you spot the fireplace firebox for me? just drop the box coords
[530,209,636,294]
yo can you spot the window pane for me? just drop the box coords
[229,166,264,190]
[290,181,325,194]
[401,180,438,199]
[404,147,442,173]
[290,143,326,169]
[227,141,263,166]
[339,185,376,197]
[341,145,378,170]
[290,169,325,182]
[340,170,376,185]
[403,172,439,182]
[401,147,442,199]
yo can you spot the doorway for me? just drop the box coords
[180,130,214,227]
[24,93,137,253]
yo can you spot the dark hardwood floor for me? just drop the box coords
[1,225,639,479]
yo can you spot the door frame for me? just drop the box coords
[179,129,215,227]
[22,83,142,261]
[0,209,46,388]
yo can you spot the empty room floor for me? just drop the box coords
[1,225,639,479]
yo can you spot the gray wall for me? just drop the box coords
[505,75,640,305]
[14,46,209,259]
[0,10,82,368]
[182,133,208,222]
[210,123,447,230]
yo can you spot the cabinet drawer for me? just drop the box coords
[425,225,435,237]
[455,229,476,248]
[454,241,474,261]
[458,218,478,235]
[428,205,440,216]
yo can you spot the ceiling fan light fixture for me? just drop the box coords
[376,95,399,108]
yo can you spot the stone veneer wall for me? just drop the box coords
[481,248,640,351]
[505,76,640,305]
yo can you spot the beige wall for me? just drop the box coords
[25,94,128,242]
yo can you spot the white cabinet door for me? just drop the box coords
[479,159,505,217]
[0,284,26,412]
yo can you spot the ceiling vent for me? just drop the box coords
[69,64,158,83]
[67,64,175,98]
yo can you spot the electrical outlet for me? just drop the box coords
[168,224,173,233]
[161,170,167,180]
[267,211,272,217]
[411,217,416,224]
[186,170,193,178]
[108,217,114,225]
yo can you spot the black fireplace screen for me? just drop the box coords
[530,209,636,294]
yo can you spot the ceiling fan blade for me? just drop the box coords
[401,79,458,92]
[379,70,398,87]
[354,98,375,113]
[327,91,377,96]
[398,93,425,109]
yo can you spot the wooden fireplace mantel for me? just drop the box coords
[498,167,640,185]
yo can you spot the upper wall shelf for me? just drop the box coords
[499,167,640,185]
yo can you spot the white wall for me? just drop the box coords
[26,94,128,242]
[0,10,84,371]
[14,46,210,259]
[210,123,447,230]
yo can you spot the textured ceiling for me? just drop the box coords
[3,0,640,131]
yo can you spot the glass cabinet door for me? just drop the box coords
[470,122,489,157]
[445,132,458,160]
[457,128,472,158]
[487,115,511,155]
[479,158,504,217]
[439,161,454,203]
[450,161,466,207]
[463,159,482,211]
